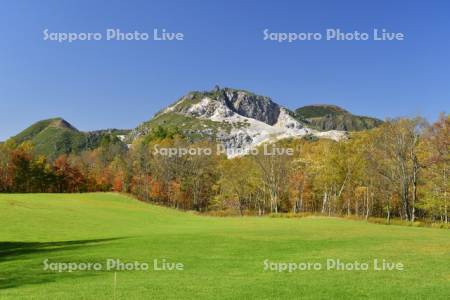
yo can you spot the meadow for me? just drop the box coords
[0,193,449,299]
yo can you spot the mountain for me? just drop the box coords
[294,105,383,131]
[10,118,130,158]
[8,89,383,158]
[130,87,348,156]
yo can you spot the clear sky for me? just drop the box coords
[0,0,449,140]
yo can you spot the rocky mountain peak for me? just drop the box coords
[163,87,282,126]
[134,87,349,157]
[216,88,281,125]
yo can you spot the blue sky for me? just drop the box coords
[0,0,449,140]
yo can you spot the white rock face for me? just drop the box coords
[178,97,346,157]
[116,135,126,142]
[313,130,347,141]
[187,98,234,119]
[274,108,303,130]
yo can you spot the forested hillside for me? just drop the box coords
[1,113,448,224]
[8,118,129,159]
[294,105,383,131]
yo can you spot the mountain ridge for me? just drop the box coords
[7,87,383,157]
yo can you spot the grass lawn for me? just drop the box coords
[0,193,449,299]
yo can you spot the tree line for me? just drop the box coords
[0,114,448,224]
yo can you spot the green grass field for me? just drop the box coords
[0,193,449,299]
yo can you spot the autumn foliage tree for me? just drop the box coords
[1,114,448,224]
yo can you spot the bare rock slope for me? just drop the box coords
[130,88,354,156]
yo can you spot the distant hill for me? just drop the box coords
[294,105,383,131]
[10,118,130,159]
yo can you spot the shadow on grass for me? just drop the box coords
[0,238,124,290]
[0,238,123,261]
